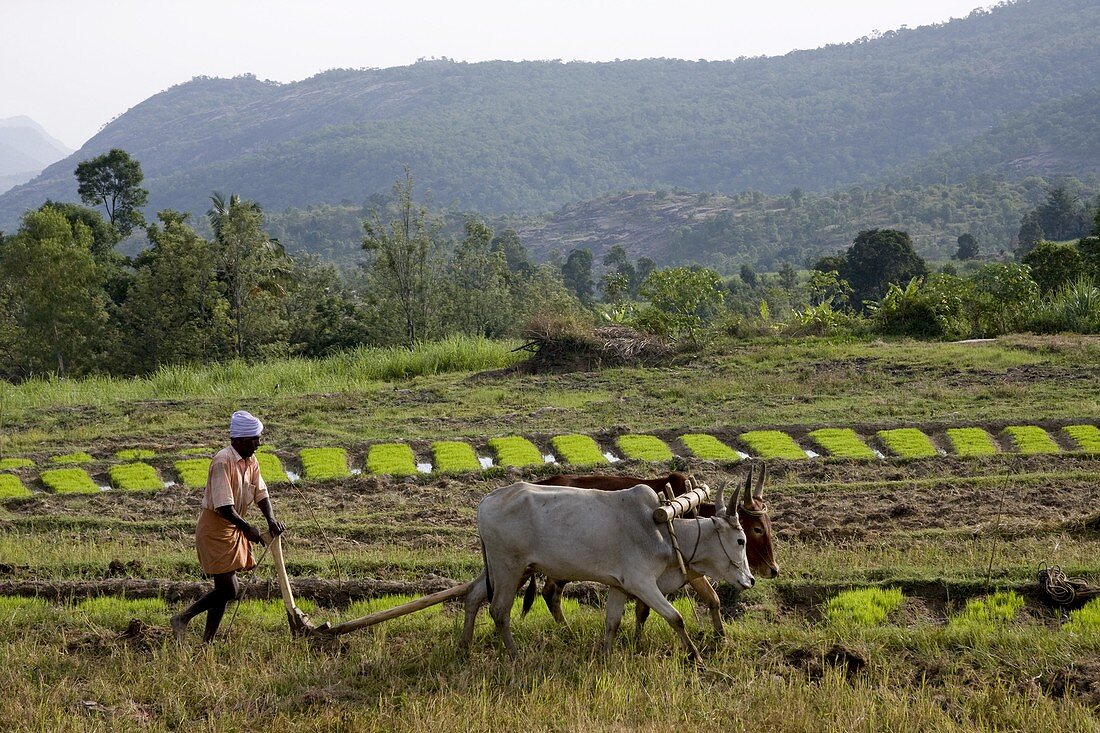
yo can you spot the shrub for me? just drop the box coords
[299,448,349,481]
[41,468,99,494]
[877,428,937,458]
[738,430,806,460]
[825,587,904,627]
[807,428,876,459]
[1003,426,1060,455]
[114,449,155,462]
[1064,425,1100,453]
[174,458,211,488]
[946,427,999,457]
[107,462,162,491]
[0,458,33,470]
[366,443,417,476]
[869,275,969,339]
[0,474,30,498]
[50,452,94,465]
[680,434,741,461]
[256,452,289,484]
[550,434,608,466]
[616,435,674,462]
[432,441,481,473]
[1065,598,1100,634]
[948,591,1025,632]
[488,436,544,468]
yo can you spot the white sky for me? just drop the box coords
[1,0,989,150]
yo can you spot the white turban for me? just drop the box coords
[229,410,264,438]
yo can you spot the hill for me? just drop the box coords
[2,0,1099,230]
[0,116,71,195]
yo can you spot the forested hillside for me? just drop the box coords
[1,0,1098,230]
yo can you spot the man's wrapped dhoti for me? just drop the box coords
[196,508,255,575]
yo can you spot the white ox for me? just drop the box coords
[460,481,755,661]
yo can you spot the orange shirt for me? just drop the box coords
[200,446,269,516]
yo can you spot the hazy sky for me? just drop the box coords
[1,0,988,149]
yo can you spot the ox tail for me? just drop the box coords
[481,538,494,603]
[521,574,537,617]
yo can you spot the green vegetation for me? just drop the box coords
[0,458,33,470]
[76,596,167,630]
[1064,425,1100,453]
[107,462,162,491]
[738,430,806,460]
[807,428,876,459]
[432,441,481,474]
[825,587,904,627]
[549,434,608,467]
[114,448,155,461]
[948,591,1025,632]
[946,427,999,457]
[40,468,99,494]
[615,435,674,462]
[366,443,417,476]
[49,451,94,465]
[679,434,741,461]
[1065,598,1100,634]
[488,436,544,468]
[0,474,29,498]
[256,452,289,484]
[173,458,210,488]
[877,428,938,459]
[1003,426,1061,455]
[299,448,349,481]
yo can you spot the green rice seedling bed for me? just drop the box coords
[825,587,904,627]
[114,449,155,462]
[948,591,1024,632]
[174,458,210,488]
[256,452,289,483]
[807,428,876,459]
[738,430,806,460]
[1003,425,1060,455]
[615,434,673,462]
[488,436,543,468]
[680,434,741,461]
[178,447,212,456]
[367,443,417,476]
[877,428,938,458]
[0,458,33,470]
[49,451,94,465]
[946,427,999,457]
[1064,424,1100,453]
[41,468,99,494]
[107,462,162,491]
[1065,597,1100,634]
[299,448,349,481]
[550,434,608,466]
[0,474,30,498]
[432,441,480,473]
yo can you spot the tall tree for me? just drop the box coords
[561,248,595,304]
[74,149,149,236]
[1022,241,1084,295]
[448,219,513,336]
[1035,187,1089,242]
[955,233,979,260]
[602,245,637,293]
[1016,211,1045,259]
[837,229,928,308]
[490,228,534,279]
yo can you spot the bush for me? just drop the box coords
[868,275,969,339]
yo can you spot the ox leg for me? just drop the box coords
[631,584,702,662]
[544,579,568,625]
[688,576,725,637]
[459,569,489,652]
[633,601,651,643]
[488,573,520,657]
[602,588,628,656]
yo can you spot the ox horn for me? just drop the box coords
[741,463,754,507]
[753,461,767,500]
[714,482,728,517]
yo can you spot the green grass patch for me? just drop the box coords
[1003,425,1060,455]
[77,596,168,629]
[1064,424,1100,453]
[299,448,349,481]
[615,434,674,462]
[807,428,876,459]
[0,474,30,498]
[550,434,608,466]
[825,587,904,627]
[40,468,99,494]
[946,427,999,457]
[488,436,544,468]
[680,434,741,461]
[49,451,94,465]
[256,452,289,484]
[0,458,33,470]
[948,591,1025,631]
[114,449,155,462]
[1065,597,1100,634]
[739,430,806,460]
[432,441,481,473]
[107,462,162,491]
[366,443,417,476]
[178,447,213,456]
[174,458,210,488]
[877,428,938,459]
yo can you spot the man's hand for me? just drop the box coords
[267,519,286,538]
[243,524,264,544]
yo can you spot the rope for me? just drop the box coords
[291,481,344,580]
[1037,564,1099,606]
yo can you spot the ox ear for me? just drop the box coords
[714,482,727,518]
[753,461,768,500]
[741,463,754,507]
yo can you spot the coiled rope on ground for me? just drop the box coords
[1037,564,1100,606]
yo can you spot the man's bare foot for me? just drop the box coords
[170,614,188,643]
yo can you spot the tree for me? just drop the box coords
[969,263,1039,335]
[1017,211,1045,259]
[561,248,595,304]
[777,262,798,292]
[955,233,979,260]
[836,229,928,309]
[74,149,149,236]
[490,228,534,279]
[1022,241,1085,295]
[447,219,513,337]
[636,267,724,342]
[1035,187,1089,241]
[602,245,638,293]
[739,263,758,287]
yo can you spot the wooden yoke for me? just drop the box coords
[652,483,711,523]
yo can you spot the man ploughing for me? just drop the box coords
[171,410,286,643]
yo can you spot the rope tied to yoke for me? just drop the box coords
[1037,564,1100,606]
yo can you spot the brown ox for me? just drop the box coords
[528,463,776,637]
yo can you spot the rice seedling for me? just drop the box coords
[877,428,938,458]
[107,462,162,491]
[40,468,99,494]
[948,591,1025,632]
[49,451,94,465]
[1003,426,1060,455]
[432,441,481,473]
[174,458,211,487]
[488,436,544,467]
[367,443,417,476]
[825,587,904,627]
[615,434,674,462]
[299,448,349,481]
[0,457,33,470]
[807,428,877,459]
[114,449,155,461]
[1064,424,1100,453]
[256,452,289,483]
[946,427,999,457]
[0,474,29,498]
[1064,597,1100,634]
[178,447,213,456]
[738,430,806,460]
[550,434,608,466]
[680,434,741,461]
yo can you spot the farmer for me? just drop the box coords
[171,410,285,643]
